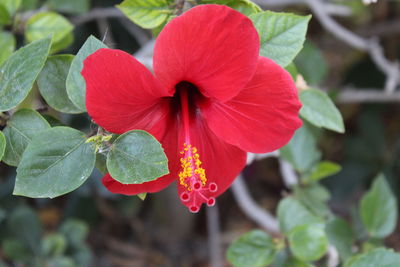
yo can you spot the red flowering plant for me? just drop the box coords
[82,4,302,212]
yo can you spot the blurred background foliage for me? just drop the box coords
[0,0,400,266]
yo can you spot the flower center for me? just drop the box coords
[176,82,217,213]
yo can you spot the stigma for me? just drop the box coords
[178,143,218,213]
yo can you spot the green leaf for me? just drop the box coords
[1,0,22,16]
[304,161,342,183]
[2,109,50,166]
[49,31,74,54]
[226,230,277,267]
[0,131,5,161]
[300,89,345,133]
[60,219,89,247]
[0,37,51,111]
[117,0,173,29]
[42,233,67,257]
[21,0,38,10]
[226,0,262,16]
[47,257,76,267]
[345,248,400,267]
[14,127,96,198]
[295,41,328,85]
[294,183,332,218]
[46,0,89,14]
[277,197,323,234]
[250,11,311,67]
[7,206,43,255]
[66,36,107,111]
[37,55,82,114]
[107,130,169,184]
[2,239,33,261]
[95,153,108,174]
[280,122,321,173]
[326,217,354,261]
[285,62,298,80]
[0,3,10,25]
[360,174,398,238]
[25,12,73,52]
[137,193,147,200]
[288,223,328,262]
[0,31,15,66]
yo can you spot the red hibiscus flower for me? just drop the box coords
[82,4,302,213]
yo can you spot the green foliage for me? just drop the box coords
[280,122,321,173]
[25,12,74,53]
[0,205,91,265]
[117,0,173,29]
[288,223,328,262]
[0,130,5,161]
[285,63,298,80]
[326,217,354,261]
[0,3,10,25]
[42,234,67,257]
[277,197,323,234]
[360,174,398,238]
[303,161,342,183]
[345,248,400,267]
[293,183,332,218]
[37,55,82,114]
[300,89,345,133]
[2,109,50,166]
[226,230,277,267]
[66,36,107,111]
[0,31,15,65]
[0,37,51,111]
[1,0,21,16]
[294,41,328,85]
[60,219,89,248]
[14,127,96,198]
[250,11,311,67]
[107,130,169,184]
[6,205,43,256]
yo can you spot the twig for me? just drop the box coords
[279,159,298,188]
[247,151,279,165]
[337,88,400,103]
[230,175,280,235]
[71,7,124,25]
[206,204,223,267]
[118,18,150,46]
[305,0,400,93]
[327,245,340,267]
[254,0,352,16]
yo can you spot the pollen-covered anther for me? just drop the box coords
[178,143,218,212]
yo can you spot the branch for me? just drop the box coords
[230,175,280,235]
[304,0,400,93]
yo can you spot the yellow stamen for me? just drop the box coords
[178,143,207,190]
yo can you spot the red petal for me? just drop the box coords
[102,172,175,195]
[201,57,302,153]
[153,4,259,102]
[82,48,171,135]
[176,115,247,211]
